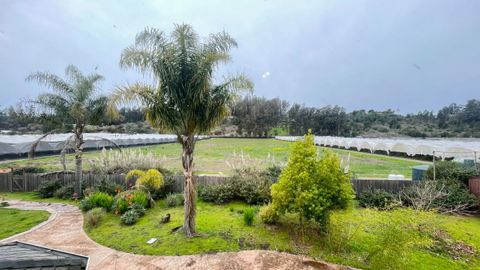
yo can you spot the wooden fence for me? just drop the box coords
[0,172,415,196]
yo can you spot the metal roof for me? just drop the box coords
[0,241,88,269]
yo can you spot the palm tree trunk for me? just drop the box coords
[181,135,196,237]
[74,123,84,197]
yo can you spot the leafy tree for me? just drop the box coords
[26,65,107,196]
[108,24,252,236]
[232,96,288,136]
[269,132,354,227]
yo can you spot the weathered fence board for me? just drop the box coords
[0,172,416,196]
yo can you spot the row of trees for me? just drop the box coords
[231,96,480,138]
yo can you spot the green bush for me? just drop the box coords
[243,208,255,226]
[112,190,149,215]
[85,208,105,229]
[198,183,235,204]
[53,184,75,200]
[424,161,477,185]
[358,189,398,210]
[165,193,184,207]
[80,192,114,212]
[37,180,62,198]
[121,209,139,225]
[197,167,274,205]
[259,203,279,224]
[126,169,164,195]
[12,167,46,175]
[94,178,124,196]
[270,132,354,227]
[129,204,146,217]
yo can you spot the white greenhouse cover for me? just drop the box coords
[276,136,480,159]
[0,133,195,156]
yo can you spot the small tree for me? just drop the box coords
[269,132,354,227]
[26,65,107,196]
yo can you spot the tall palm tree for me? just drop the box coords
[26,65,107,196]
[109,24,252,237]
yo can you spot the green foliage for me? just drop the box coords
[53,184,74,200]
[243,208,255,226]
[128,203,146,217]
[80,192,114,212]
[121,209,139,225]
[165,193,184,208]
[358,189,398,210]
[126,169,164,194]
[12,167,46,175]
[425,161,477,185]
[197,167,274,205]
[112,190,149,215]
[270,133,354,226]
[85,208,106,229]
[37,180,61,198]
[259,203,279,224]
[94,178,123,196]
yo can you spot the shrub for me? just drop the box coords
[37,180,62,198]
[94,178,124,196]
[424,161,477,185]
[152,176,176,199]
[165,193,184,207]
[121,209,139,225]
[197,167,274,205]
[129,203,146,217]
[358,189,398,210]
[80,192,114,212]
[54,184,75,200]
[85,208,105,229]
[198,183,236,204]
[259,203,279,224]
[243,208,255,226]
[126,169,164,194]
[112,190,149,215]
[401,178,478,213]
[270,132,354,227]
[12,167,46,175]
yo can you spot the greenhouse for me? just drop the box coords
[276,136,480,159]
[0,133,182,157]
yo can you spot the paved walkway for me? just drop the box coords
[1,200,356,270]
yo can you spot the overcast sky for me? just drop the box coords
[0,0,479,113]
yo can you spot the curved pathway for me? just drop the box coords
[0,200,356,270]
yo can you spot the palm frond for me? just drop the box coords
[107,83,155,119]
[25,72,73,96]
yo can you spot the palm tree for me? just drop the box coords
[26,65,107,196]
[108,24,252,237]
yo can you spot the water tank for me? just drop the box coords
[412,165,430,181]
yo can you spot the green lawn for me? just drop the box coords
[0,138,428,179]
[86,199,480,270]
[0,208,50,239]
[0,192,78,205]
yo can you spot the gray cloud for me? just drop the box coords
[0,0,479,113]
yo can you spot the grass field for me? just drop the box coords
[0,138,428,179]
[0,208,50,239]
[86,199,480,270]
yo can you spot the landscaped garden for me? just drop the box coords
[0,23,479,270]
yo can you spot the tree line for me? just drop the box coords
[230,96,480,138]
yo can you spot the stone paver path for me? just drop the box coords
[1,200,356,270]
